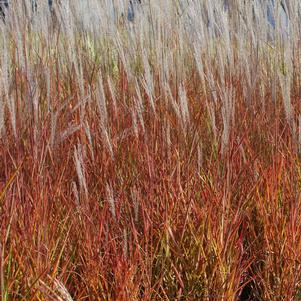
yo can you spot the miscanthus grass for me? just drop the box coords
[1,0,301,300]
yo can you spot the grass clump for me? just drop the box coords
[1,0,301,300]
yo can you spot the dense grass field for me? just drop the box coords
[1,0,301,300]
